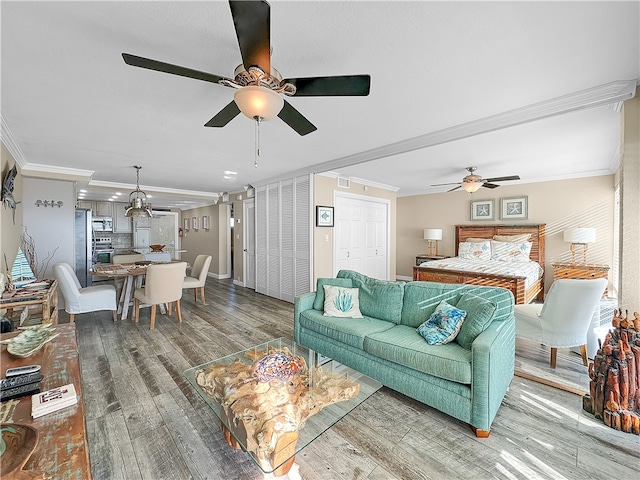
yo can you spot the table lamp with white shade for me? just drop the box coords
[563,227,596,264]
[424,228,443,256]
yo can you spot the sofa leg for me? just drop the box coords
[470,426,491,438]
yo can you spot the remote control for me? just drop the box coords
[5,365,41,377]
[0,382,41,402]
[1,373,43,391]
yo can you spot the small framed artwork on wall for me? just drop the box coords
[500,196,528,220]
[183,217,190,231]
[202,215,210,230]
[470,199,495,221]
[192,216,199,231]
[316,206,334,227]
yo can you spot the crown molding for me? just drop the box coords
[309,79,639,174]
[318,171,399,192]
[89,180,219,200]
[20,163,94,181]
[1,116,27,168]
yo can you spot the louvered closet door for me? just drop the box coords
[255,175,312,302]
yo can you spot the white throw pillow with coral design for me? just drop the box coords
[323,285,363,318]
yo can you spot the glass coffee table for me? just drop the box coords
[183,338,382,477]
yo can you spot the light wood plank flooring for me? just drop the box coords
[62,279,640,480]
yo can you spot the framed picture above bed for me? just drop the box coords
[470,199,495,221]
[500,196,528,220]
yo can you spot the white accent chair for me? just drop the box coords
[183,255,212,305]
[134,262,187,329]
[514,278,608,368]
[54,263,117,323]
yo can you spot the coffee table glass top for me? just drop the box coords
[183,338,382,474]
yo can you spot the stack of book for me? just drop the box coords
[31,383,77,418]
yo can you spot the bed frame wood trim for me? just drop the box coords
[412,224,546,304]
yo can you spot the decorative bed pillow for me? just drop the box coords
[490,240,532,262]
[323,285,363,318]
[313,278,353,310]
[458,241,491,261]
[416,300,467,345]
[454,293,497,350]
[465,237,490,243]
[493,233,532,243]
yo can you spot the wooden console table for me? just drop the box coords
[0,279,59,326]
[0,323,91,479]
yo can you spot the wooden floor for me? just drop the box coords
[63,279,640,480]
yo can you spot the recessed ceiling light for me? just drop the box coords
[108,198,115,202]
[115,192,122,196]
[147,195,153,198]
[224,170,237,176]
[79,189,87,193]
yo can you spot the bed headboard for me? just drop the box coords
[455,224,546,266]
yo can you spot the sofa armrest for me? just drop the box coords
[294,292,317,343]
[470,317,515,431]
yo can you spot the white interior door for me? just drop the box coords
[243,199,256,290]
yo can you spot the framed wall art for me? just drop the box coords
[500,196,528,220]
[192,216,199,231]
[470,199,495,221]
[183,217,190,231]
[202,215,210,230]
[316,206,334,227]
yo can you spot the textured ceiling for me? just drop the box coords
[2,1,639,208]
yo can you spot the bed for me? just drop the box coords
[412,224,546,304]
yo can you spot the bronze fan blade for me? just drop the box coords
[283,75,371,96]
[229,0,270,74]
[204,101,241,127]
[482,183,500,189]
[278,100,317,136]
[447,186,462,192]
[484,175,520,182]
[122,53,231,84]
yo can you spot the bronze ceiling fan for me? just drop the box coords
[122,0,371,136]
[431,166,521,193]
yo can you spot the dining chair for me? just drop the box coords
[514,278,608,368]
[54,263,117,323]
[183,255,212,305]
[134,262,187,329]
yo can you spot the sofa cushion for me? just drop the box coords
[323,285,363,318]
[454,293,498,350]
[364,325,472,384]
[313,277,353,311]
[416,300,466,345]
[299,309,394,350]
[337,270,405,324]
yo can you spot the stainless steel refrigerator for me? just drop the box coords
[75,208,93,287]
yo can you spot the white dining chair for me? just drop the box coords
[54,263,117,323]
[514,278,608,368]
[134,262,187,329]
[183,255,212,305]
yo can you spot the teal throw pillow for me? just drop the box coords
[323,285,363,318]
[416,300,466,345]
[455,292,498,350]
[313,278,353,310]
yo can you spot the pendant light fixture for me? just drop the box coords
[124,166,152,218]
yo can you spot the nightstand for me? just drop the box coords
[552,262,610,295]
[416,254,450,266]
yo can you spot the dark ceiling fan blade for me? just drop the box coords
[447,186,462,192]
[482,183,500,189]
[283,75,371,96]
[431,182,462,187]
[278,100,317,136]
[484,175,520,183]
[122,53,230,84]
[204,101,241,127]
[229,0,270,74]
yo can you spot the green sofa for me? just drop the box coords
[294,270,515,436]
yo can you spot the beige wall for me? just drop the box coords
[397,175,615,293]
[180,204,227,277]
[1,142,23,284]
[313,174,397,281]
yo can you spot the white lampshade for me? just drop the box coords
[563,227,596,244]
[234,86,284,120]
[424,228,443,240]
[462,181,483,193]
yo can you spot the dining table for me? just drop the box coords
[92,263,150,320]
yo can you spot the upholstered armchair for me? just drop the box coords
[54,263,117,323]
[134,262,187,329]
[183,255,212,305]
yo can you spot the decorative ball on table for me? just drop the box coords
[252,351,306,383]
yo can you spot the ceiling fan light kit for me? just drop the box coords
[124,166,153,218]
[432,166,521,193]
[233,85,284,120]
[462,181,483,193]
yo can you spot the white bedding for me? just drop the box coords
[418,257,544,289]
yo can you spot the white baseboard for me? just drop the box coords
[208,272,231,280]
[233,279,245,287]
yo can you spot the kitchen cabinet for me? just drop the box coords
[134,228,150,251]
[113,202,132,233]
[134,216,151,228]
[95,201,113,217]
[77,200,93,210]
